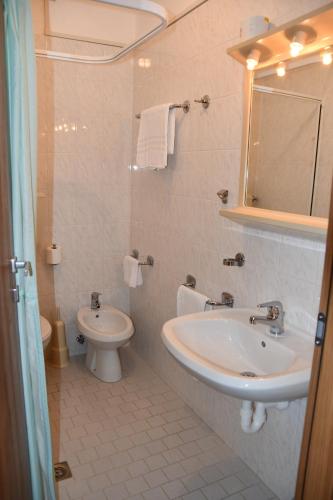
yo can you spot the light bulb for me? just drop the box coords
[138,57,151,68]
[322,49,332,65]
[276,62,286,77]
[289,30,307,57]
[246,49,260,71]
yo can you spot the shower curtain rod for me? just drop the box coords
[35,0,168,64]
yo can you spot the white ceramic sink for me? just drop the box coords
[162,308,314,403]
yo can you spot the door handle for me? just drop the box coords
[9,257,33,276]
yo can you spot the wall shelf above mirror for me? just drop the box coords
[220,206,328,240]
[221,3,333,240]
[227,3,333,70]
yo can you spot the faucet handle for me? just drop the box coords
[257,301,283,318]
[91,291,102,299]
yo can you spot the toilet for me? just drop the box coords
[40,315,52,350]
[77,305,134,382]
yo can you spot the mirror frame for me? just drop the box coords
[220,5,333,240]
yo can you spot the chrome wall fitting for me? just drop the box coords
[206,291,234,308]
[183,274,196,288]
[217,189,229,204]
[221,292,234,307]
[131,249,154,266]
[223,253,245,267]
[194,94,210,109]
[136,100,190,118]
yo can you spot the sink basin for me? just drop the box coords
[162,308,314,403]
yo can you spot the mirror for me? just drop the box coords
[246,59,333,218]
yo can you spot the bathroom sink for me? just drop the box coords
[161,308,314,403]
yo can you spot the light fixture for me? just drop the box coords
[289,30,307,57]
[321,47,333,65]
[246,48,261,70]
[138,57,151,68]
[276,62,286,77]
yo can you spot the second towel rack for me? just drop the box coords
[135,100,190,119]
[131,249,154,266]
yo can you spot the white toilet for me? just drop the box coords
[77,304,134,382]
[40,315,52,350]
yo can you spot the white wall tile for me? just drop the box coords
[129,2,327,499]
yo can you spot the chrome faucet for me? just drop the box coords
[249,300,285,335]
[91,292,101,310]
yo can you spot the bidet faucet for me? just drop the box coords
[91,292,101,310]
[249,300,285,335]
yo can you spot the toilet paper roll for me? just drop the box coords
[46,244,62,265]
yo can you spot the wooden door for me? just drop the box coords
[295,183,333,497]
[0,3,33,499]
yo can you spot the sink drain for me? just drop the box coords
[240,371,257,377]
[54,461,72,482]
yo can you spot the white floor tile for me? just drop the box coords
[47,350,273,500]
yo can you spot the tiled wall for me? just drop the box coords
[34,1,133,354]
[33,0,330,497]
[130,1,329,498]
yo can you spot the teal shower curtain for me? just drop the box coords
[4,0,56,498]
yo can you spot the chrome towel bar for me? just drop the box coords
[181,274,234,308]
[131,249,154,266]
[135,100,190,119]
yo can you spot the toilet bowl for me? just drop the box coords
[40,315,52,350]
[77,305,134,382]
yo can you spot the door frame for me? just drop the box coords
[0,2,33,498]
[296,179,333,497]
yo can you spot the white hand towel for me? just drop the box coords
[123,256,143,288]
[177,285,209,317]
[136,104,176,169]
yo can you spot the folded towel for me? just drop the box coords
[177,285,209,317]
[123,256,143,288]
[136,104,176,169]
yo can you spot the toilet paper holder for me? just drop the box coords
[131,249,154,266]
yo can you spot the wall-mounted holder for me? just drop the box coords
[136,100,190,119]
[131,249,154,266]
[181,275,234,308]
[206,292,234,309]
[194,95,210,109]
[217,189,229,204]
[183,274,196,288]
[223,253,245,267]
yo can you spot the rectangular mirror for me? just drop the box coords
[246,59,333,218]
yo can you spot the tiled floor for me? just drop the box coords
[47,348,277,500]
